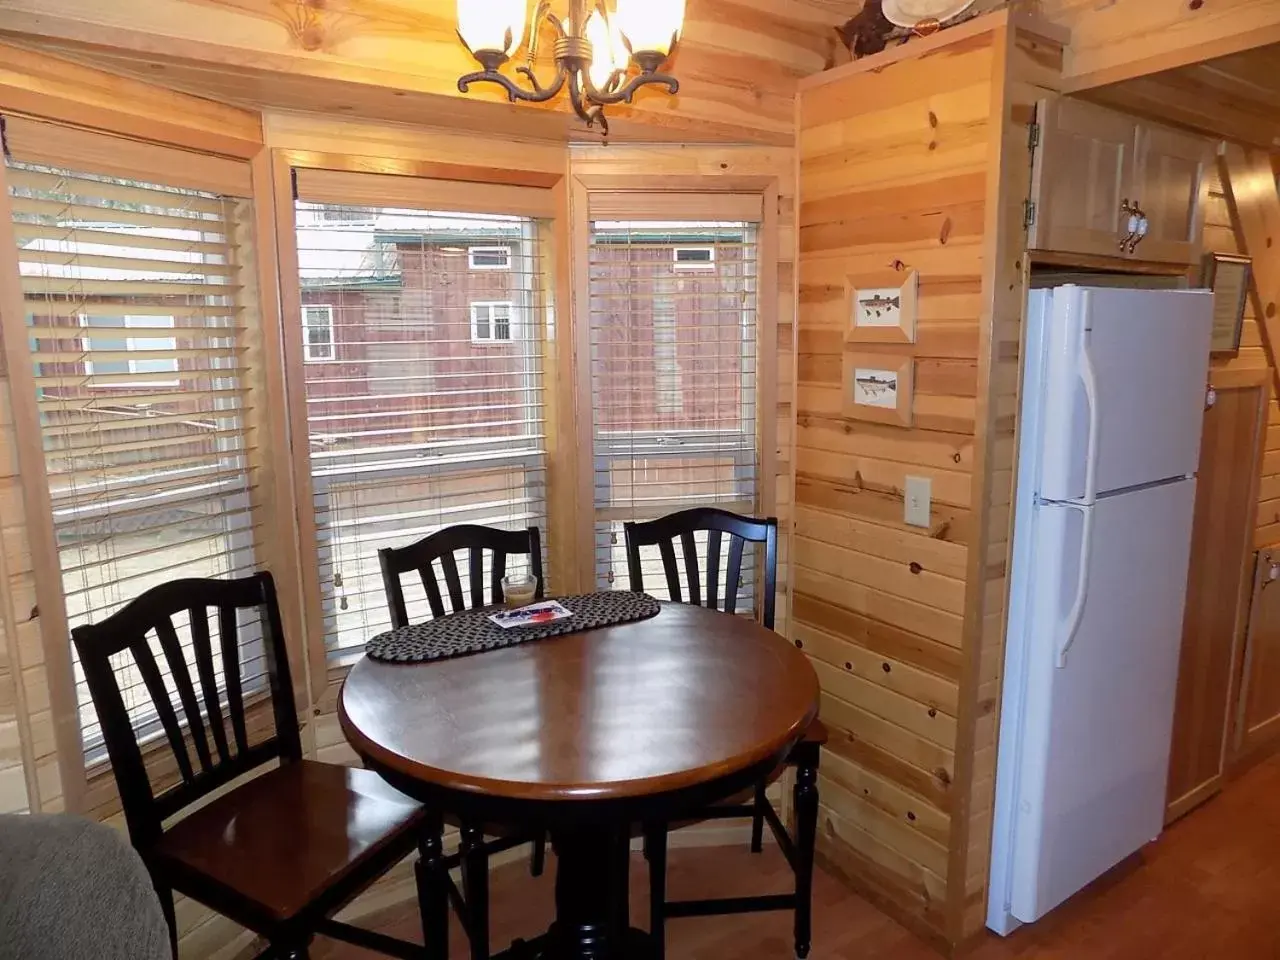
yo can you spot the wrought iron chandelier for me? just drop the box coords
[455,0,686,135]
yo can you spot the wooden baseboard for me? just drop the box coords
[814,847,952,956]
[1165,778,1223,825]
[1229,721,1280,778]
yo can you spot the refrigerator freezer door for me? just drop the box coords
[1038,287,1212,503]
[1008,477,1196,924]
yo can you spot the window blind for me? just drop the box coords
[292,198,547,660]
[5,152,265,759]
[588,216,760,608]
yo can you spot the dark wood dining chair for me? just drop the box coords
[72,572,449,960]
[379,523,548,960]
[624,507,828,960]
[379,523,545,628]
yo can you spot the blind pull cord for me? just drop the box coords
[0,116,10,160]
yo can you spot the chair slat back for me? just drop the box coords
[379,525,544,629]
[71,573,300,851]
[624,508,778,629]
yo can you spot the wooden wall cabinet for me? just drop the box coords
[1029,96,1214,264]
[1166,373,1267,824]
[1236,547,1280,759]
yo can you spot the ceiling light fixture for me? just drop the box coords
[456,0,686,135]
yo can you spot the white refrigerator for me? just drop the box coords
[987,285,1213,935]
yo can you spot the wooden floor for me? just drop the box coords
[318,753,1280,959]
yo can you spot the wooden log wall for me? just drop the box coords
[794,13,1064,949]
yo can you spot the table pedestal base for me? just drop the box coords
[496,825,655,960]
[498,929,654,960]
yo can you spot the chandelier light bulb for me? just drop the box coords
[456,0,528,57]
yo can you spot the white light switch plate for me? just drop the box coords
[905,476,931,528]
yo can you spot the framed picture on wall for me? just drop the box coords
[845,268,918,344]
[1202,252,1252,355]
[842,352,914,427]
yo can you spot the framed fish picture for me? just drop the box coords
[845,268,918,344]
[843,352,914,427]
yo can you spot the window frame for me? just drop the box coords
[586,218,761,596]
[470,300,514,344]
[571,186,778,618]
[0,145,268,794]
[468,245,512,271]
[302,303,336,362]
[285,186,551,665]
[281,161,563,700]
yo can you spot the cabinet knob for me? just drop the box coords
[1119,199,1147,254]
[1131,214,1150,252]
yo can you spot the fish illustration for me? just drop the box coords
[854,373,897,399]
[860,294,901,318]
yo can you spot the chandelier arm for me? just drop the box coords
[515,63,570,99]
[458,64,569,103]
[589,103,610,135]
[585,72,679,106]
[566,70,597,126]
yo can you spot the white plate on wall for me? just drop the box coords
[881,0,979,28]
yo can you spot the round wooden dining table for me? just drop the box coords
[339,600,819,960]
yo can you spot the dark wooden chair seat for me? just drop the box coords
[379,523,548,960]
[153,760,425,927]
[73,573,446,960]
[624,507,823,960]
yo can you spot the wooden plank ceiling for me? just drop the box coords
[1084,42,1280,150]
[0,0,865,144]
[1044,0,1280,91]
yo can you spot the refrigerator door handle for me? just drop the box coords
[1080,332,1101,505]
[1056,501,1096,668]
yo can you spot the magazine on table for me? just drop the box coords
[488,600,574,629]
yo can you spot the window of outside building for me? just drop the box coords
[303,304,336,361]
[468,245,511,270]
[471,301,513,342]
[672,246,716,270]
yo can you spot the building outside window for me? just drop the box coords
[672,246,716,270]
[468,245,511,270]
[471,301,513,342]
[303,304,336,361]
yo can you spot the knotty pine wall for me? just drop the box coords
[796,28,992,945]
[794,13,1064,948]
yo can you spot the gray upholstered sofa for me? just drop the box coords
[0,814,170,960]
